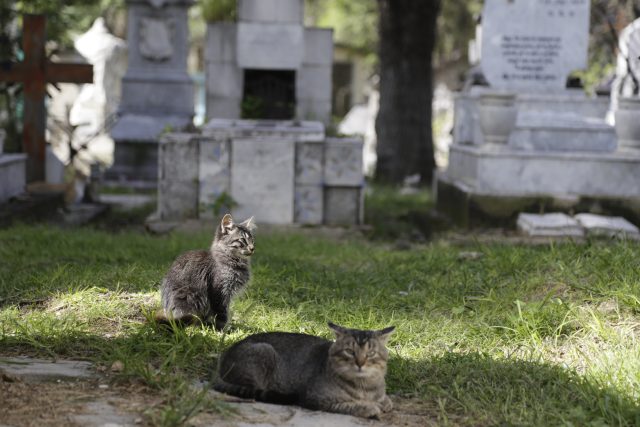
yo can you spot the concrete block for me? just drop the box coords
[237,22,303,70]
[574,213,640,239]
[231,138,295,224]
[158,133,199,220]
[238,0,303,24]
[199,139,231,219]
[295,184,323,224]
[203,118,325,141]
[324,186,362,225]
[206,62,243,98]
[205,23,237,63]
[295,142,324,184]
[303,28,333,65]
[206,97,242,120]
[324,137,364,186]
[297,65,332,102]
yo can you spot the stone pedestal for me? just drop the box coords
[109,0,194,185]
[157,119,364,225]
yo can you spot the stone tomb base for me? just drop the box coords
[435,144,640,227]
[0,153,27,203]
[157,119,364,225]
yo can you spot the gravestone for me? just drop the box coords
[436,0,640,227]
[481,0,590,91]
[109,0,194,186]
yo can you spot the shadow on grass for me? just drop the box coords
[3,321,639,426]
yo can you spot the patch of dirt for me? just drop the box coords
[0,377,160,427]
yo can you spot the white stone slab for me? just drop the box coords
[231,138,295,224]
[238,0,303,24]
[237,22,303,70]
[206,96,241,120]
[324,138,364,186]
[517,213,584,237]
[574,213,640,239]
[481,0,590,91]
[199,140,231,219]
[294,184,323,224]
[295,142,324,184]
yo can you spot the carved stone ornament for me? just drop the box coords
[139,17,173,61]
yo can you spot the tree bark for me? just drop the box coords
[375,0,440,184]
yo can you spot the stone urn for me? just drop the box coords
[615,97,640,150]
[478,92,517,145]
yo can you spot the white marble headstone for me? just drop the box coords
[481,0,590,91]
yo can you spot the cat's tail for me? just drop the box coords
[213,380,298,405]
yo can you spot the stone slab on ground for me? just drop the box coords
[0,357,95,383]
[203,391,384,427]
[517,213,585,238]
[99,193,156,210]
[574,213,640,239]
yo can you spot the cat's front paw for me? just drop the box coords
[379,395,393,413]
[353,402,382,419]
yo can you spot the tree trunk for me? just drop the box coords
[375,0,440,184]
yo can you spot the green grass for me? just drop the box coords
[2,219,640,425]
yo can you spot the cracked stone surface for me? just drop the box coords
[0,357,95,383]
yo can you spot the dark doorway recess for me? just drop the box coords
[242,69,296,120]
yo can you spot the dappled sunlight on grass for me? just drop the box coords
[2,224,640,424]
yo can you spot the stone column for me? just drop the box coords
[109,0,194,185]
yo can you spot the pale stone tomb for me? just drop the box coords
[436,0,640,227]
[157,119,364,225]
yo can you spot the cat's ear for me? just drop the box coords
[220,214,235,234]
[328,322,348,338]
[375,326,395,344]
[240,216,257,231]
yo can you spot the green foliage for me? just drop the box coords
[311,0,378,55]
[240,95,264,119]
[209,191,237,217]
[201,0,236,22]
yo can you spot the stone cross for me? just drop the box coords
[0,14,93,182]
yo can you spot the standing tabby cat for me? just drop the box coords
[214,322,395,418]
[157,214,256,330]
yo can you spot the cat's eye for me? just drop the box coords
[367,351,376,357]
[345,349,355,356]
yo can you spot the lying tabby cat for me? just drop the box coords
[157,214,256,330]
[214,322,395,418]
